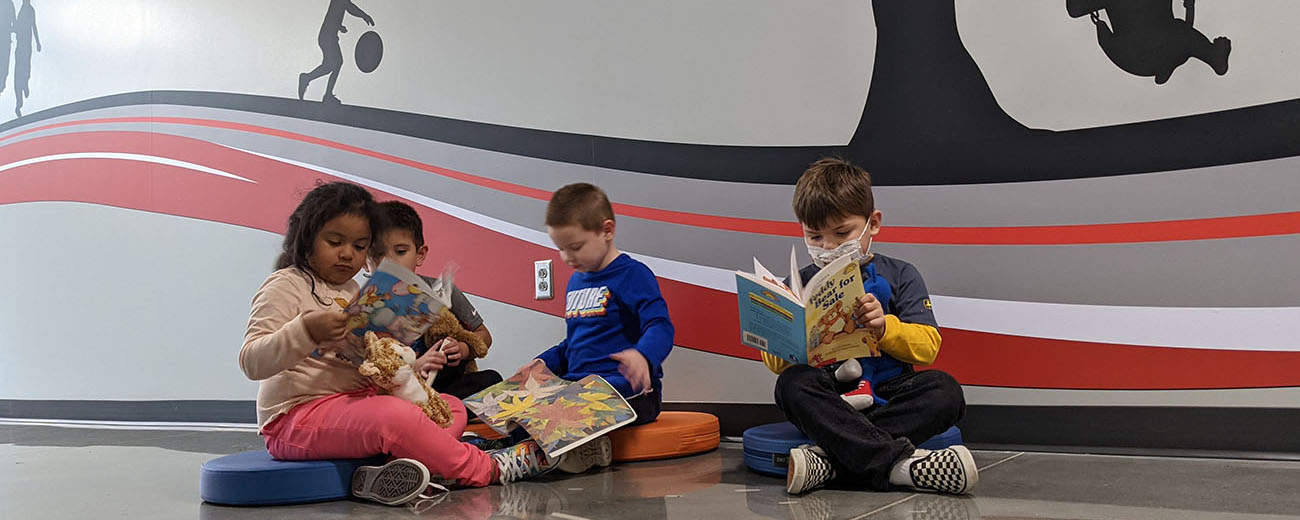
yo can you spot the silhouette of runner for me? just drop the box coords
[0,1,14,94]
[12,0,38,117]
[298,0,373,105]
[1068,0,1229,84]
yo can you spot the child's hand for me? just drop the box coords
[853,293,886,340]
[441,339,469,367]
[303,310,349,344]
[415,349,448,380]
[610,349,651,394]
[511,358,547,379]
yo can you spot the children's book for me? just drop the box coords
[462,363,638,457]
[735,246,879,366]
[310,258,453,365]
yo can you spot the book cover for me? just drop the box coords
[462,363,638,457]
[736,247,878,366]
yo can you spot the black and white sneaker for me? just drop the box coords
[556,436,613,474]
[352,458,433,506]
[895,446,979,495]
[786,444,837,495]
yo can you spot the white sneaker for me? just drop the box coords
[351,458,432,506]
[890,446,979,495]
[786,445,837,495]
[555,436,613,474]
[490,440,556,484]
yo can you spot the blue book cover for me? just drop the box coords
[735,248,875,367]
[736,273,809,364]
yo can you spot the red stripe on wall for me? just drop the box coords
[929,329,1300,390]
[4,131,1299,390]
[4,122,1299,244]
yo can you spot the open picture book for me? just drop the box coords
[310,258,454,365]
[462,363,638,458]
[735,246,879,366]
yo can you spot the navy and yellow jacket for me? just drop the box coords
[762,253,941,384]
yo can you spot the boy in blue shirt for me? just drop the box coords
[528,183,674,424]
[773,158,978,496]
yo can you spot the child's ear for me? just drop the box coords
[415,244,429,267]
[601,219,616,240]
[866,210,883,237]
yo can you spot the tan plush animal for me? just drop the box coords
[423,308,489,373]
[359,331,453,427]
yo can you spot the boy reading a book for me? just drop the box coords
[367,201,504,399]
[773,158,979,496]
[525,183,674,427]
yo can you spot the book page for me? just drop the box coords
[463,364,637,457]
[311,258,450,365]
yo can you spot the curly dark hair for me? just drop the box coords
[275,181,384,303]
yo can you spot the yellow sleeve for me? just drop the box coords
[761,352,793,375]
[877,314,942,366]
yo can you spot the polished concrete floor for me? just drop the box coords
[3,423,1299,519]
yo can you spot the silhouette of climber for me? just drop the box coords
[298,0,374,105]
[0,1,14,94]
[12,0,38,117]
[1068,0,1229,84]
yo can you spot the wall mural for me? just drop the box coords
[0,1,1297,413]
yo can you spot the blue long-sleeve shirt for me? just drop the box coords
[536,253,674,397]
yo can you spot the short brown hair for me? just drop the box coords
[792,158,875,229]
[369,200,424,259]
[546,183,615,231]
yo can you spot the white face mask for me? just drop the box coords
[807,226,872,268]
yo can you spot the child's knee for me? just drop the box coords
[367,395,430,434]
[774,364,828,406]
[921,370,966,419]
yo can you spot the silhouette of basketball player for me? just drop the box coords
[1,1,14,94]
[12,0,38,117]
[298,0,373,105]
[1068,0,1230,84]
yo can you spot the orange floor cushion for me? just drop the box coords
[608,411,720,462]
[464,421,506,440]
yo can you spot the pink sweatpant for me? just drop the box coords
[263,387,497,487]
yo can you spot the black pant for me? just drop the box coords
[773,364,965,490]
[433,364,504,400]
[627,390,662,426]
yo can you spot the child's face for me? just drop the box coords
[802,211,882,257]
[368,229,428,274]
[308,214,371,285]
[548,221,615,273]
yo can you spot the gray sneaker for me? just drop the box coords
[555,436,613,474]
[351,458,432,506]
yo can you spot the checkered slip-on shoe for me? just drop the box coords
[786,444,837,495]
[907,446,979,495]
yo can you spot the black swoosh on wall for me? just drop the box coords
[4,2,1300,185]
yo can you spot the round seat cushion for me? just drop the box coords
[200,450,385,506]
[742,422,963,477]
[464,421,506,440]
[608,411,720,462]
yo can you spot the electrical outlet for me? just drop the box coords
[534,259,553,300]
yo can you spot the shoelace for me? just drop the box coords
[496,446,545,482]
